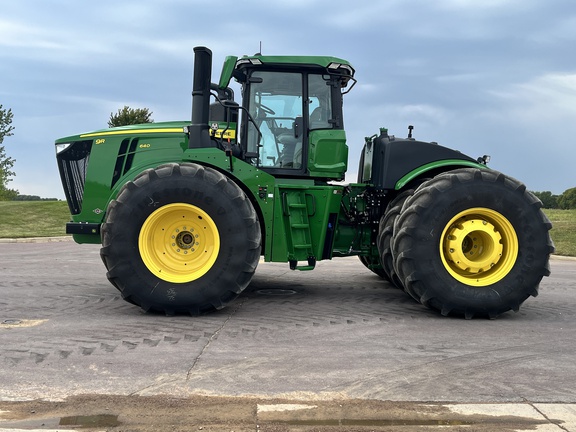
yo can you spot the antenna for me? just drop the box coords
[259,41,262,54]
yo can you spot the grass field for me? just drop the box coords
[0,201,574,256]
[0,201,70,238]
[545,209,576,257]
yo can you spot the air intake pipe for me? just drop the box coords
[189,46,213,149]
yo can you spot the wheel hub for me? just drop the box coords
[440,208,518,286]
[174,228,197,251]
[139,204,220,283]
[444,218,504,274]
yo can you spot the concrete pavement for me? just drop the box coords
[1,241,575,430]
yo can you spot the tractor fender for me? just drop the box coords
[361,135,485,190]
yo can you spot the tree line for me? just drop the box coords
[531,189,576,209]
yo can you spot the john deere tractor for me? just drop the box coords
[55,47,554,318]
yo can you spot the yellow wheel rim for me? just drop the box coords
[139,203,220,283]
[440,208,518,286]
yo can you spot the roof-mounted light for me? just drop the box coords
[327,62,354,76]
[236,58,263,67]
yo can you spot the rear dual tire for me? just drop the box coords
[358,255,389,280]
[377,189,417,289]
[389,168,554,318]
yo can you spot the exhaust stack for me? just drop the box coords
[189,46,213,149]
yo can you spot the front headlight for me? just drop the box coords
[55,143,71,154]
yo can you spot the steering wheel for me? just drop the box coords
[256,103,275,115]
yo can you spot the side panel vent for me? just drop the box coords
[111,138,139,188]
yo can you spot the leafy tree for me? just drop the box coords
[531,191,559,209]
[108,106,153,127]
[0,104,18,201]
[558,187,576,210]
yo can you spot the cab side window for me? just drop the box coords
[308,74,332,131]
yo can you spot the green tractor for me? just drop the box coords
[55,46,554,318]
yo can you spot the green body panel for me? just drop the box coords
[307,130,348,179]
[271,184,343,263]
[218,55,238,89]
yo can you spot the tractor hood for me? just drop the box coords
[55,121,190,144]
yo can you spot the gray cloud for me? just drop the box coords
[1,0,575,198]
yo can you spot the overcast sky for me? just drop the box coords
[1,0,575,199]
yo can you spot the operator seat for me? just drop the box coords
[277,117,302,168]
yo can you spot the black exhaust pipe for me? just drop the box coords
[189,46,213,149]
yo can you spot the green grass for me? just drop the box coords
[544,209,576,257]
[0,201,71,238]
[0,202,574,257]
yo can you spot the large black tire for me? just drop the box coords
[358,255,390,281]
[391,168,554,318]
[100,163,261,315]
[377,189,416,289]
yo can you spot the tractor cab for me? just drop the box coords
[213,53,356,180]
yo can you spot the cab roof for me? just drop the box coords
[218,53,355,89]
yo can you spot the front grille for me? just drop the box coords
[56,140,92,215]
